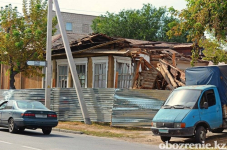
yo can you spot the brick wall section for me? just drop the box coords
[52,11,97,35]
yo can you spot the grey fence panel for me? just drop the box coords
[111,89,169,127]
[0,88,170,127]
[51,88,115,122]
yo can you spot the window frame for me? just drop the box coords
[91,57,108,88]
[113,56,132,88]
[56,58,88,88]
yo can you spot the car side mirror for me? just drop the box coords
[202,102,208,109]
[162,101,165,106]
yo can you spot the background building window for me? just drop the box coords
[82,24,89,33]
[66,22,72,31]
[116,62,132,88]
[94,63,106,88]
[58,65,68,88]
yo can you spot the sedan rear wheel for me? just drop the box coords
[42,127,52,135]
[19,127,25,132]
[8,118,17,133]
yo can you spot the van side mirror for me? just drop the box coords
[202,102,208,109]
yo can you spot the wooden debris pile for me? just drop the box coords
[157,59,185,90]
[131,49,187,90]
[132,57,160,89]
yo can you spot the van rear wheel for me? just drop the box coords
[195,126,206,143]
[160,136,171,142]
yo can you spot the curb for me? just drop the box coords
[53,128,83,134]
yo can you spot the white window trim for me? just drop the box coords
[74,58,88,88]
[91,56,108,88]
[113,56,132,88]
[56,58,88,88]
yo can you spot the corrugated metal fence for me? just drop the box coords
[0,88,171,127]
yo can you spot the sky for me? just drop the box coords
[0,0,187,16]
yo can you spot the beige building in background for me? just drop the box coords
[52,11,97,35]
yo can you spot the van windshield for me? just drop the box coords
[163,89,202,109]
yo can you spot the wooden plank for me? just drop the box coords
[159,59,185,83]
[115,72,118,88]
[160,63,177,88]
[172,53,176,67]
[132,58,143,89]
[141,60,145,71]
[108,55,114,88]
[158,63,174,90]
[174,79,185,86]
[143,78,157,81]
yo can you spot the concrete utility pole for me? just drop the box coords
[52,0,91,125]
[45,0,53,109]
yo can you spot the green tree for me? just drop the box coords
[0,0,57,89]
[199,38,227,65]
[167,0,227,65]
[91,4,188,42]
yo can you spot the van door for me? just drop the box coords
[199,89,222,129]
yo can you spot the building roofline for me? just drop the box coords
[52,10,98,17]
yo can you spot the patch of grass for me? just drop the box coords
[57,126,132,138]
[57,121,147,138]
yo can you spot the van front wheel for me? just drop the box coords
[195,126,206,143]
[160,136,171,142]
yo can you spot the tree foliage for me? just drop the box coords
[91,4,188,42]
[0,0,57,89]
[167,0,227,65]
[199,38,227,65]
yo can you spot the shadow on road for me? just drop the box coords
[168,131,227,146]
[0,128,73,138]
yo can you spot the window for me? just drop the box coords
[76,65,86,88]
[92,57,108,88]
[5,101,14,109]
[116,62,132,88]
[57,58,88,88]
[58,65,68,88]
[0,102,7,110]
[82,24,89,33]
[66,22,72,31]
[200,89,216,108]
[94,63,106,88]
[114,56,132,89]
[71,65,86,88]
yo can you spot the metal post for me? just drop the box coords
[53,0,91,125]
[45,0,53,109]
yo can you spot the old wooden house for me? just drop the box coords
[0,33,208,89]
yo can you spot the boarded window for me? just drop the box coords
[82,24,89,33]
[94,63,106,88]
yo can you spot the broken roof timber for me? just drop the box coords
[72,39,125,54]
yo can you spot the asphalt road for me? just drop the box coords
[0,128,162,150]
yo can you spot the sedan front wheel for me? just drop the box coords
[8,118,18,133]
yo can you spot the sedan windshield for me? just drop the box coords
[17,101,47,110]
[163,89,201,109]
